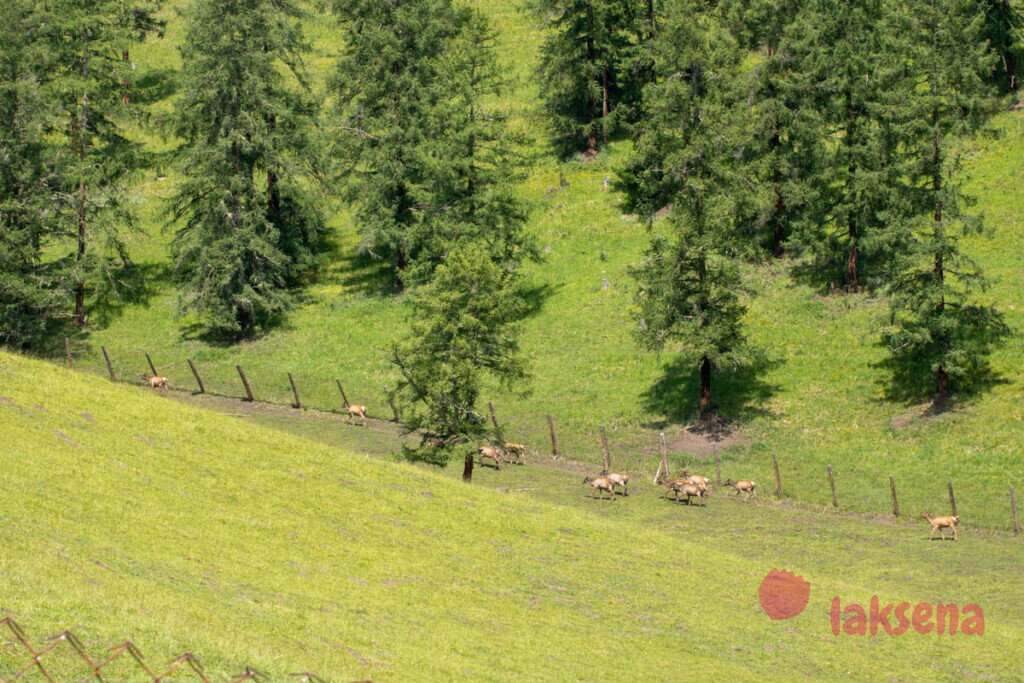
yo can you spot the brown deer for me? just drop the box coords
[601,470,629,495]
[723,478,756,499]
[503,442,526,465]
[922,513,958,541]
[679,470,710,491]
[141,375,169,391]
[345,404,367,426]
[583,475,615,500]
[478,445,503,469]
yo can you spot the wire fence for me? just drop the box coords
[0,618,323,682]
[52,340,1024,534]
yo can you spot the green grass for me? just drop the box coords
[2,351,1023,680]
[58,0,1024,532]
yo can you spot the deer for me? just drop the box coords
[723,478,756,499]
[665,480,707,506]
[344,404,368,426]
[503,442,526,465]
[583,475,615,500]
[679,470,710,491]
[478,445,503,469]
[600,470,629,495]
[141,374,169,392]
[922,513,958,541]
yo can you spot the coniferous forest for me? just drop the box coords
[2,0,1022,444]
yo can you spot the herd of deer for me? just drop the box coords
[583,470,755,505]
[140,375,961,541]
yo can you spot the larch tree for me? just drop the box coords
[879,0,1008,401]
[389,244,528,469]
[171,0,325,340]
[787,0,897,289]
[0,0,74,348]
[411,8,539,284]
[331,0,463,290]
[48,0,155,326]
[621,2,751,414]
[532,0,642,156]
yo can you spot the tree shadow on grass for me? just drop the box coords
[89,260,173,330]
[514,282,557,322]
[871,350,1008,413]
[641,351,781,430]
[335,250,402,298]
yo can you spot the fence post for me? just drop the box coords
[828,464,838,508]
[656,432,668,484]
[145,352,158,377]
[890,475,900,517]
[187,358,205,394]
[336,379,349,408]
[236,365,254,402]
[101,346,115,381]
[384,386,399,422]
[64,338,73,368]
[772,453,782,498]
[948,480,958,518]
[600,425,610,471]
[288,373,301,409]
[714,447,721,486]
[1011,485,1019,535]
[546,414,558,459]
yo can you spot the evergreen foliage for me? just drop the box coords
[532,0,645,156]
[622,2,752,413]
[879,0,1009,400]
[0,0,73,348]
[389,244,528,452]
[171,0,325,340]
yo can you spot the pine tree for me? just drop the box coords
[0,0,73,348]
[731,0,822,258]
[331,0,463,289]
[621,3,751,413]
[389,245,528,460]
[879,0,1008,401]
[171,0,325,339]
[787,0,896,288]
[532,0,642,156]
[979,0,1021,94]
[48,0,155,326]
[409,8,538,284]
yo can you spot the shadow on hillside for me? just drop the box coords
[872,353,1008,409]
[336,250,402,297]
[641,351,780,428]
[515,282,556,321]
[89,261,173,330]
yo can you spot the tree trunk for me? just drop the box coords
[844,88,858,289]
[845,237,858,288]
[1007,50,1017,94]
[771,128,784,257]
[602,67,609,144]
[75,30,89,327]
[462,452,474,483]
[698,356,711,412]
[267,170,279,216]
[586,37,597,150]
[122,49,130,105]
[936,365,949,402]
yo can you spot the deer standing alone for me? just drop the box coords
[141,374,169,392]
[921,513,958,541]
[723,478,756,499]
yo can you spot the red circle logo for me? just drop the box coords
[759,569,810,620]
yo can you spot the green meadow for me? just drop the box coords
[2,352,1022,680]
[61,0,1024,531]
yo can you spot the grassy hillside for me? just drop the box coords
[63,1,1024,530]
[2,351,1023,680]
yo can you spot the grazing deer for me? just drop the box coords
[583,475,615,500]
[478,445,503,469]
[922,513,958,541]
[667,480,707,505]
[141,374,169,391]
[723,478,756,499]
[503,442,526,465]
[679,470,710,491]
[601,470,629,495]
[345,404,367,426]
